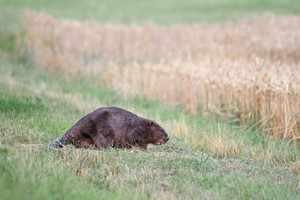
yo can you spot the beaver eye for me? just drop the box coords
[150,121,154,126]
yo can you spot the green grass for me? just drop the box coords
[1,0,300,30]
[1,61,300,200]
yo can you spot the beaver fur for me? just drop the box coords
[48,107,169,150]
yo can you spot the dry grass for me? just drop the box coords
[21,12,300,139]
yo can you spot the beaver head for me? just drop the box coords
[146,121,169,145]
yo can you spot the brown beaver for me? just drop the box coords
[48,107,169,150]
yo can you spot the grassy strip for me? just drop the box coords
[2,0,300,30]
[1,62,300,199]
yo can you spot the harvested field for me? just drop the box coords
[22,12,300,139]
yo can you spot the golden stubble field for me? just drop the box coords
[22,12,300,140]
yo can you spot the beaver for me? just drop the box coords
[48,107,169,150]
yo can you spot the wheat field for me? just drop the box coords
[22,12,300,140]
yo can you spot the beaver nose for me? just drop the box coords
[166,136,169,141]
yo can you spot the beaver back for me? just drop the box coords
[62,107,169,150]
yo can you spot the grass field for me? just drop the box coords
[1,62,300,200]
[1,0,300,199]
[1,0,300,45]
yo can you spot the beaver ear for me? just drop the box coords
[150,121,154,126]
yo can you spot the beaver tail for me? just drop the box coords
[47,137,66,148]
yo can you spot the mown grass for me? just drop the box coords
[1,61,300,199]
